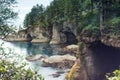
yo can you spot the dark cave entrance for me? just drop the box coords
[84,41,120,80]
[63,31,78,45]
[27,34,33,42]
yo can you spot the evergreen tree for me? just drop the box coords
[0,0,17,38]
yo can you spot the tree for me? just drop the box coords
[24,4,45,28]
[0,0,17,38]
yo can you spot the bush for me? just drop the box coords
[106,70,120,80]
[110,17,120,26]
[0,60,44,80]
[82,24,100,36]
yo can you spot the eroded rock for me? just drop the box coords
[42,54,76,69]
[66,59,88,80]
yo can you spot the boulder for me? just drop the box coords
[63,45,79,55]
[65,45,78,50]
[42,54,76,69]
[26,54,48,61]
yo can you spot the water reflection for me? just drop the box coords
[26,42,53,56]
[10,42,54,56]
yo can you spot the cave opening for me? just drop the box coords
[84,41,120,80]
[27,34,33,42]
[63,31,78,45]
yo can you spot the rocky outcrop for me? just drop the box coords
[63,20,77,36]
[50,23,66,44]
[62,21,78,44]
[4,30,27,41]
[63,45,78,55]
[27,26,51,43]
[5,26,51,42]
[42,54,76,69]
[50,21,78,44]
[101,35,120,48]
[5,20,78,44]
[66,59,88,80]
[65,45,78,51]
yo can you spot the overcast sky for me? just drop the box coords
[14,0,53,27]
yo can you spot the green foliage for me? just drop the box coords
[0,60,44,80]
[83,24,100,36]
[76,42,84,59]
[0,0,17,38]
[110,17,120,27]
[24,4,45,28]
[106,70,120,80]
[23,0,120,38]
[24,0,82,28]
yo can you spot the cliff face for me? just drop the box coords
[5,26,52,43]
[26,26,51,43]
[50,23,66,44]
[50,21,78,44]
[6,21,78,44]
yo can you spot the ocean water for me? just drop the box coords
[0,40,68,80]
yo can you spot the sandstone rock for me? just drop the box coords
[42,54,76,69]
[50,23,66,44]
[66,59,88,80]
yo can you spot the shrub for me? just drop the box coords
[0,60,44,80]
[82,24,100,36]
[106,70,120,80]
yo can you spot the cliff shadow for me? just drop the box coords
[83,41,120,80]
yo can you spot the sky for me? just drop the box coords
[14,0,53,27]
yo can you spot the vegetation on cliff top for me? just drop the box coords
[24,0,120,38]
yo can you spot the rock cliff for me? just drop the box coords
[5,21,78,45]
[5,26,52,43]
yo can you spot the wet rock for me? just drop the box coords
[42,54,76,69]
[49,74,61,78]
[56,70,65,74]
[26,54,48,61]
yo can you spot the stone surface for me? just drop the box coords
[66,59,88,80]
[26,54,48,61]
[65,45,78,50]
[5,26,51,43]
[50,23,66,44]
[42,54,76,69]
[63,45,78,55]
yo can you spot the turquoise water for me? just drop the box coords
[0,40,68,80]
[9,42,54,56]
